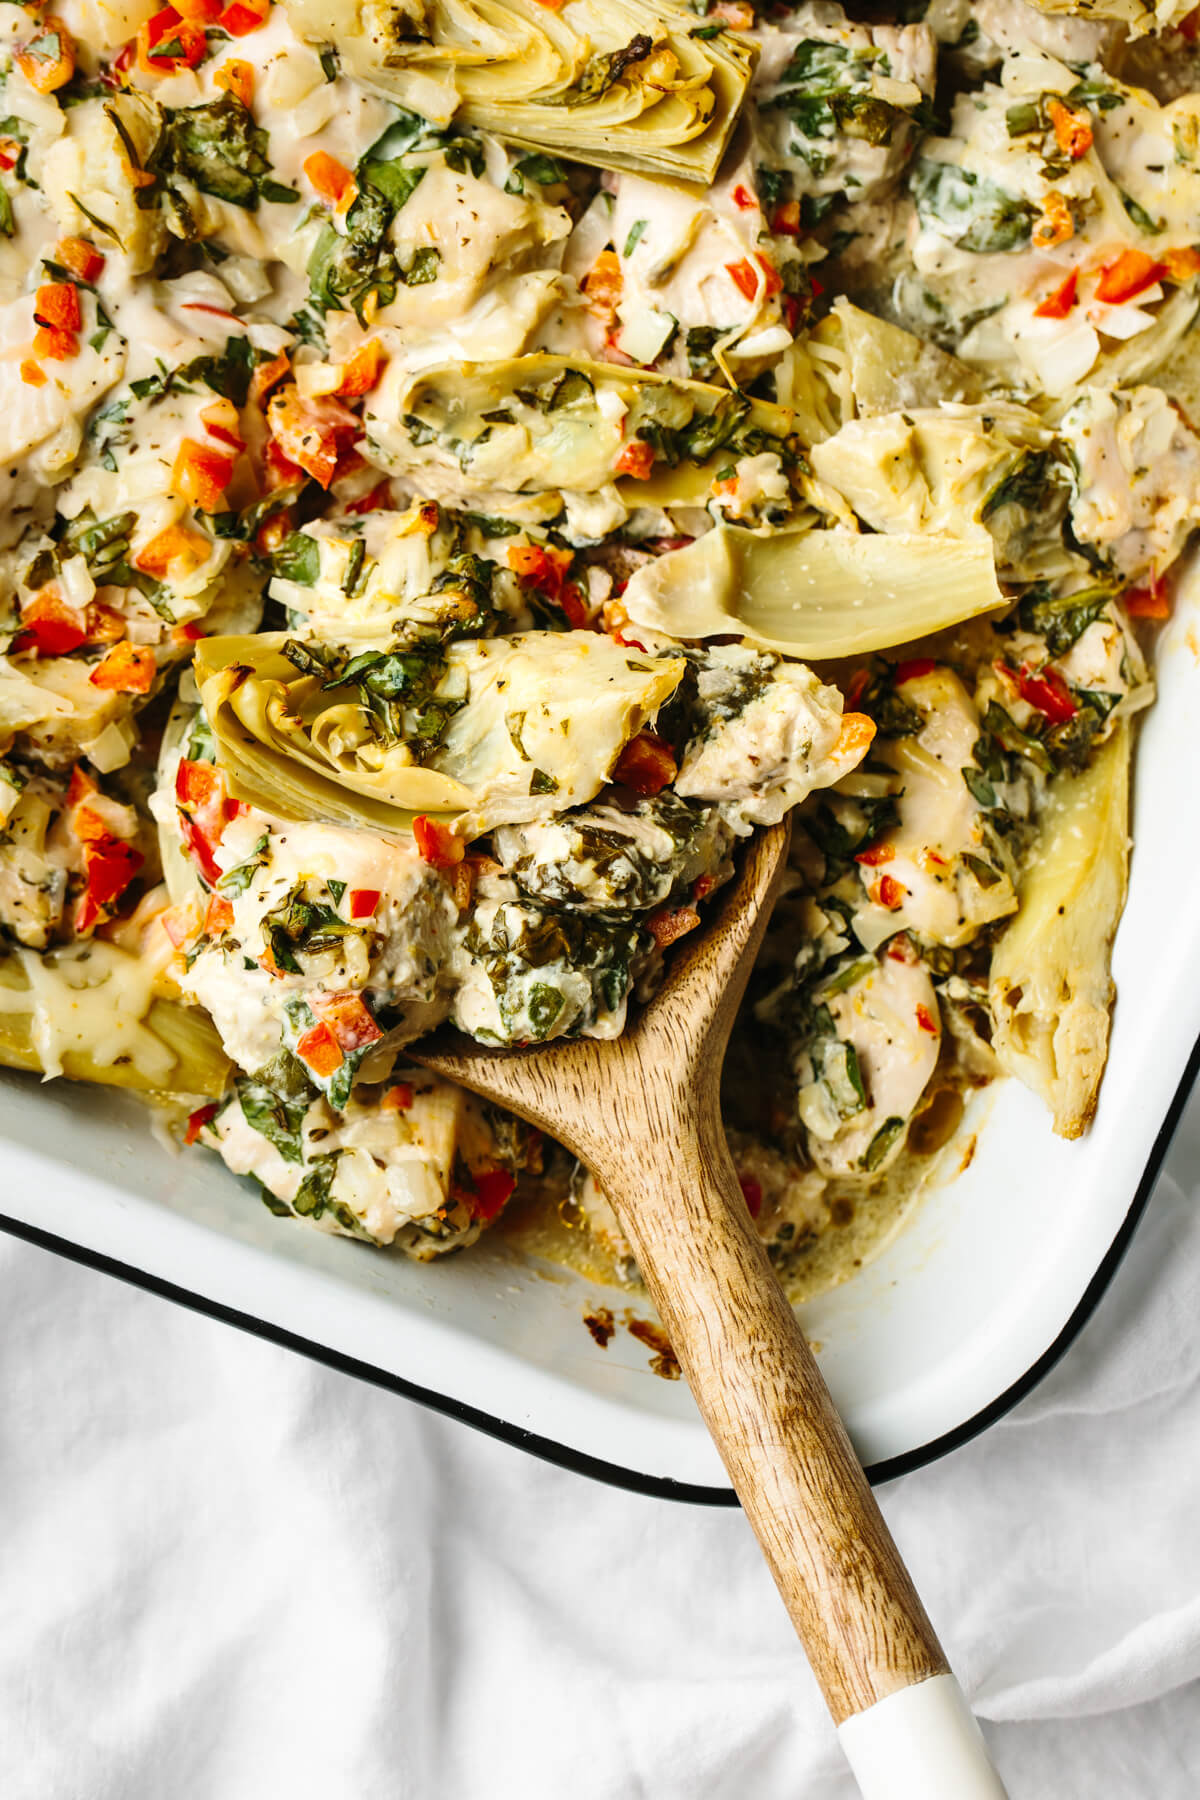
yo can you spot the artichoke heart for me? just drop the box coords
[810,402,1073,584]
[620,525,1005,660]
[0,945,231,1097]
[282,0,755,183]
[366,354,797,499]
[989,725,1131,1140]
[194,631,685,840]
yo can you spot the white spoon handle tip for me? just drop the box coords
[837,1674,1009,1800]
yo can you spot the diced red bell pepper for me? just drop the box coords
[738,1173,763,1218]
[76,837,143,933]
[1094,249,1163,305]
[1034,269,1079,320]
[204,893,234,935]
[645,903,700,950]
[173,438,238,512]
[212,55,253,104]
[34,283,81,332]
[338,339,385,398]
[915,1003,938,1036]
[34,325,78,361]
[348,888,380,919]
[55,238,105,283]
[140,7,208,70]
[892,657,936,685]
[506,543,573,598]
[464,1167,516,1223]
[296,1021,344,1077]
[771,200,800,237]
[1014,662,1077,724]
[611,731,677,796]
[215,0,269,35]
[89,640,157,693]
[137,523,211,578]
[381,1082,414,1112]
[314,991,384,1054]
[725,257,759,301]
[175,757,235,887]
[412,815,464,867]
[886,932,917,964]
[344,481,392,516]
[731,184,756,211]
[615,440,654,480]
[581,250,622,314]
[266,384,359,489]
[66,764,98,810]
[304,151,355,206]
[871,874,905,911]
[754,252,782,297]
[18,588,87,656]
[184,1103,219,1145]
[855,840,895,868]
[559,583,590,630]
[15,18,75,93]
[250,350,290,408]
[1047,98,1092,161]
[1123,576,1170,619]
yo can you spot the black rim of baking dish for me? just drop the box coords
[1,1025,1196,1506]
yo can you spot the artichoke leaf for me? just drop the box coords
[195,631,685,839]
[282,0,755,183]
[0,945,231,1097]
[989,725,1130,1139]
[810,300,984,424]
[366,354,798,500]
[620,526,1006,661]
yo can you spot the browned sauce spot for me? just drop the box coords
[907,1087,965,1158]
[626,1315,681,1381]
[957,1134,978,1176]
[583,1306,615,1348]
[829,1196,854,1228]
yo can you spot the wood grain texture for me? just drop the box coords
[411,821,948,1724]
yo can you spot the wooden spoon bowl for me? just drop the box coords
[411,819,1007,1798]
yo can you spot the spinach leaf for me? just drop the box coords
[161,94,276,213]
[270,532,322,586]
[981,449,1061,521]
[911,160,1037,254]
[236,1057,314,1163]
[504,153,567,194]
[861,1115,905,1171]
[1017,582,1114,657]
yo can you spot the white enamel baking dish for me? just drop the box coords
[0,585,1196,1501]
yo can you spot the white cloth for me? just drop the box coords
[3,1088,1199,1799]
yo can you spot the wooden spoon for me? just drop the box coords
[411,819,1008,1798]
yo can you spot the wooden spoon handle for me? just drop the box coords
[592,1116,1007,1796]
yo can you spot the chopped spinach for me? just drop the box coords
[861,1115,905,1171]
[217,833,269,896]
[1017,582,1115,657]
[160,94,281,214]
[911,160,1037,254]
[261,889,352,973]
[270,532,322,587]
[505,153,568,194]
[236,1055,315,1164]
